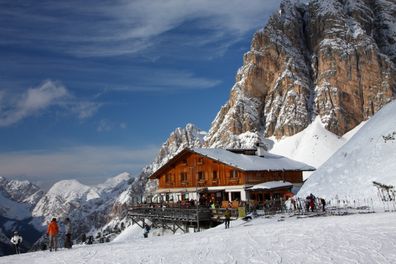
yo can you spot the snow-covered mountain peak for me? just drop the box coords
[47,179,91,200]
[269,116,363,179]
[96,172,132,192]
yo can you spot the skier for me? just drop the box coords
[10,231,23,254]
[143,223,151,238]
[320,198,326,212]
[64,217,73,249]
[224,208,231,229]
[81,233,87,244]
[47,218,59,251]
[309,193,316,212]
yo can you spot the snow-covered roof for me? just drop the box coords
[191,148,315,172]
[247,181,293,191]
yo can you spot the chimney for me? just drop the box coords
[255,142,267,157]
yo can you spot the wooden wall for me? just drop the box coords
[157,152,303,189]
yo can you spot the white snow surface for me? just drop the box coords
[298,100,396,204]
[269,117,364,178]
[1,212,396,263]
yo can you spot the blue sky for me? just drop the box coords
[0,0,280,188]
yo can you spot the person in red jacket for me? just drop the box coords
[47,218,59,252]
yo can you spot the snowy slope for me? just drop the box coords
[269,117,364,178]
[1,212,396,263]
[0,191,31,220]
[298,100,396,204]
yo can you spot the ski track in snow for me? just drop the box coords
[1,212,396,264]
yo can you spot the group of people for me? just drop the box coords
[10,217,73,255]
[304,194,326,212]
[47,217,73,252]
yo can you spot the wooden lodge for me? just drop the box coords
[148,147,315,208]
[129,147,314,233]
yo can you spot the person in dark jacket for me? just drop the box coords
[143,223,151,238]
[320,198,326,212]
[64,217,73,249]
[224,208,231,229]
[10,231,23,254]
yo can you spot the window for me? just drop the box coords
[165,174,172,183]
[197,157,204,164]
[230,170,238,178]
[212,171,218,181]
[180,172,188,183]
[181,159,188,165]
[198,171,205,182]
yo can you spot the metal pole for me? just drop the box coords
[196,176,200,232]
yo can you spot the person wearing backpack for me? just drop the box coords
[47,218,59,251]
[10,231,23,254]
[64,217,73,249]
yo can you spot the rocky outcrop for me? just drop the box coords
[205,0,395,148]
[125,123,206,199]
[0,176,43,207]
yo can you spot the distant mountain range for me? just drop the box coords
[0,173,133,256]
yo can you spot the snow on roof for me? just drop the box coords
[247,181,293,190]
[191,148,315,171]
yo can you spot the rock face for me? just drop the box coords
[124,123,206,199]
[205,0,395,148]
[0,176,43,207]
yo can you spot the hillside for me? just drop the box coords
[269,117,365,178]
[298,100,396,205]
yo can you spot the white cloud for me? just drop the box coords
[0,0,280,57]
[106,70,222,92]
[0,80,69,127]
[0,145,159,188]
[97,119,113,132]
[120,122,127,129]
[69,101,101,119]
[0,80,101,126]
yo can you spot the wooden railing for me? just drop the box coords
[128,205,212,222]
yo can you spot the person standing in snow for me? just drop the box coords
[309,193,316,212]
[143,223,151,238]
[10,231,23,254]
[224,208,231,229]
[320,198,326,212]
[47,218,59,251]
[64,217,73,249]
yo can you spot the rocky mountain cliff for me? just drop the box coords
[122,123,206,202]
[0,176,44,209]
[205,0,395,149]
